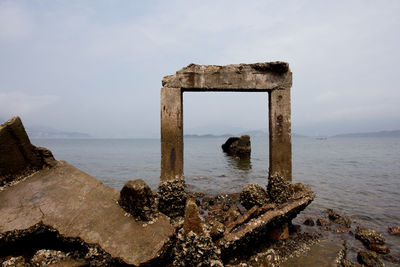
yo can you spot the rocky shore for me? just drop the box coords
[1,117,399,266]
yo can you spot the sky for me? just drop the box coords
[0,0,399,138]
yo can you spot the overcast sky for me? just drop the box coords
[1,0,399,137]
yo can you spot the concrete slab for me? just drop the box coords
[0,161,174,266]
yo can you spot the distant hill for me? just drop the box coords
[333,130,400,138]
[184,130,309,138]
[26,125,91,139]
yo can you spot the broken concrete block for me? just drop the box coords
[119,179,155,221]
[239,183,269,210]
[0,116,56,185]
[183,199,204,235]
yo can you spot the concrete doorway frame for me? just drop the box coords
[160,62,293,185]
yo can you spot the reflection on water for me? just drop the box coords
[223,153,252,171]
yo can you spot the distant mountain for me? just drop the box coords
[333,130,400,138]
[26,125,91,139]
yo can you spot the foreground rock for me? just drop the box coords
[119,179,156,221]
[0,117,56,185]
[357,250,384,267]
[0,161,174,265]
[239,183,269,210]
[221,135,251,157]
[355,226,390,254]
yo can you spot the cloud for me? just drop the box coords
[0,92,59,118]
[0,1,33,41]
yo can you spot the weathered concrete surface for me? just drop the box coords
[217,184,315,253]
[162,62,292,90]
[0,161,174,266]
[0,117,56,185]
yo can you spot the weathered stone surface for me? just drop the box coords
[0,117,56,185]
[119,179,155,221]
[183,199,204,235]
[239,183,269,210]
[268,223,289,241]
[357,250,384,267]
[267,174,294,204]
[158,179,187,218]
[355,226,385,246]
[162,62,292,90]
[388,225,400,235]
[223,205,241,225]
[0,161,174,266]
[209,220,226,241]
[327,209,351,228]
[218,184,314,254]
[222,135,251,156]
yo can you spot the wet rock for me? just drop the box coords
[316,218,331,230]
[239,183,269,210]
[388,225,400,235]
[247,249,279,267]
[158,179,187,218]
[1,256,26,267]
[303,217,315,226]
[183,199,204,235]
[224,205,241,225]
[357,250,384,267]
[368,243,390,254]
[30,249,68,266]
[267,175,294,205]
[355,226,385,246]
[119,179,155,221]
[209,220,226,241]
[327,209,351,228]
[0,116,56,186]
[268,223,289,241]
[341,259,363,267]
[222,135,251,156]
[173,229,223,267]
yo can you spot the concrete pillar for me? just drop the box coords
[160,87,184,182]
[268,88,292,182]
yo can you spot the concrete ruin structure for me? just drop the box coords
[160,62,293,184]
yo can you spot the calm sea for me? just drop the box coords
[32,136,400,252]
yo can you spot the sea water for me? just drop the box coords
[33,136,400,253]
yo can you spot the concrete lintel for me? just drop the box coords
[162,62,292,90]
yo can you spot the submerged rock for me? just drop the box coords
[267,175,294,205]
[303,217,315,226]
[388,225,400,235]
[221,135,251,156]
[119,179,155,221]
[239,183,269,210]
[326,209,351,228]
[357,250,384,267]
[316,218,331,231]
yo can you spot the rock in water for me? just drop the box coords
[0,116,56,185]
[239,183,269,210]
[357,251,384,267]
[267,174,294,205]
[326,209,351,228]
[119,179,155,221]
[355,226,385,246]
[221,135,251,156]
[388,225,400,235]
